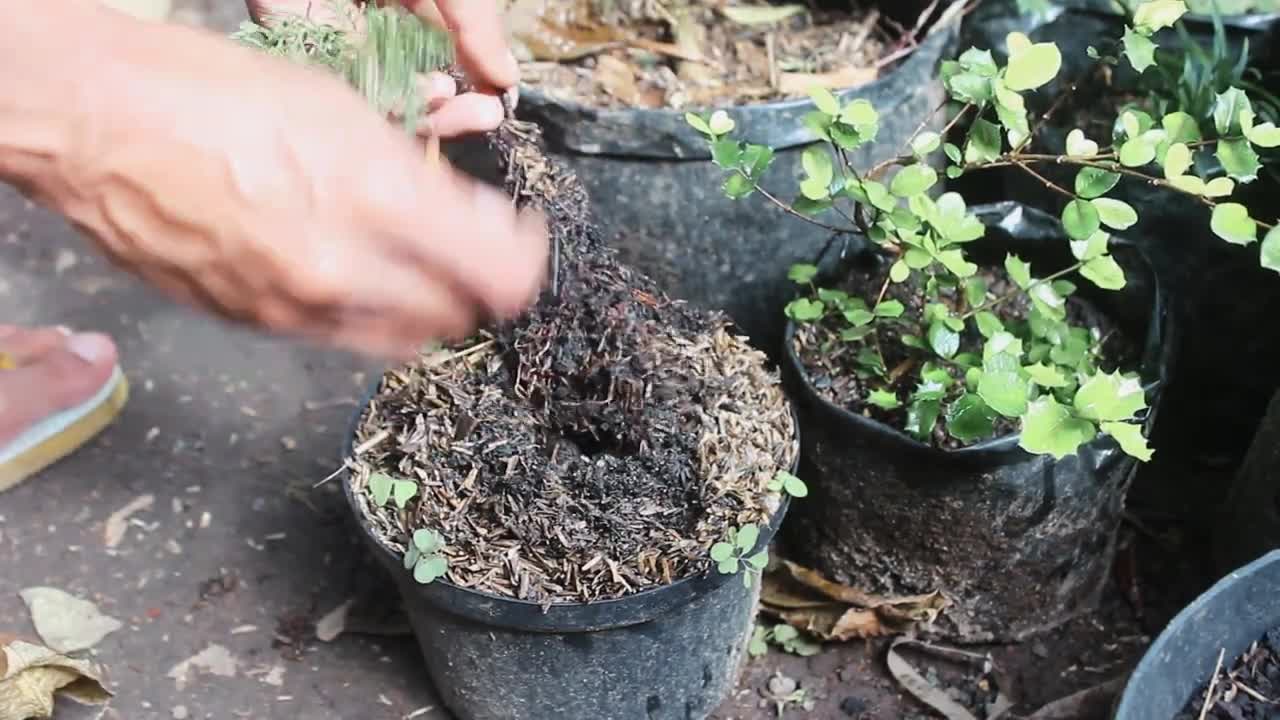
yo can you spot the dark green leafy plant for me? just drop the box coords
[711,524,769,588]
[687,0,1279,461]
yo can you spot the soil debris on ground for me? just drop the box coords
[350,118,797,604]
[509,0,909,109]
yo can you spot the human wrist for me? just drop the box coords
[0,2,154,201]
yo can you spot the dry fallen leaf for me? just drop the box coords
[594,55,641,106]
[104,494,155,549]
[720,4,806,25]
[167,644,237,691]
[314,598,354,643]
[779,66,878,94]
[761,561,948,641]
[886,637,1013,720]
[19,588,123,655]
[0,634,112,719]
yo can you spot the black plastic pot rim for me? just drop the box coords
[516,8,961,156]
[341,378,800,633]
[781,220,1170,466]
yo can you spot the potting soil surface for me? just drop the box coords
[350,118,796,604]
[0,5,1242,719]
[510,0,894,109]
[1178,628,1280,719]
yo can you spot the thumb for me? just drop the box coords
[410,0,519,91]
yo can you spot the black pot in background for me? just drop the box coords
[1215,388,1280,574]
[1113,549,1280,719]
[960,0,1280,463]
[342,395,797,720]
[504,18,959,356]
[779,203,1173,642]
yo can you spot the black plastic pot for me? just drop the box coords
[341,395,797,720]
[1113,549,1280,719]
[1215,388,1280,574]
[501,18,960,355]
[779,203,1173,642]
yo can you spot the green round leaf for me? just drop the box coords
[391,480,418,509]
[368,473,394,506]
[414,556,448,584]
[1249,122,1280,148]
[889,260,910,283]
[788,264,819,284]
[1204,177,1236,198]
[1262,225,1280,274]
[1074,370,1147,422]
[1119,138,1156,167]
[685,112,712,135]
[736,523,760,552]
[912,131,942,157]
[710,542,736,563]
[890,164,938,198]
[1075,167,1121,199]
[1133,0,1189,34]
[927,320,961,359]
[1019,396,1097,460]
[1071,230,1110,261]
[1170,174,1206,195]
[978,368,1029,419]
[1211,203,1258,246]
[717,558,740,575]
[809,87,840,116]
[946,393,997,442]
[875,300,906,318]
[1162,143,1192,179]
[708,110,735,136]
[745,550,770,570]
[413,529,441,553]
[1213,87,1253,136]
[772,624,800,642]
[1122,27,1157,73]
[785,298,826,322]
[1062,199,1102,241]
[1081,255,1127,290]
[1092,198,1138,230]
[723,173,754,199]
[1217,138,1262,182]
[1066,129,1099,158]
[1101,421,1154,461]
[403,544,420,570]
[783,475,808,498]
[1025,363,1069,388]
[868,389,903,410]
[1005,41,1062,91]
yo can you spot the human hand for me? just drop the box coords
[245,0,519,139]
[8,7,545,359]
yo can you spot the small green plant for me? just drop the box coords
[686,0,1280,462]
[232,2,454,134]
[749,623,822,657]
[403,529,450,584]
[711,524,769,587]
[367,471,418,510]
[768,470,809,498]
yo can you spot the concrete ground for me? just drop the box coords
[0,3,1227,719]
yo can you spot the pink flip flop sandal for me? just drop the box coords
[0,356,129,493]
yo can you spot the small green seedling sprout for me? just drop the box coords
[711,524,770,587]
[367,472,418,510]
[403,528,449,584]
[750,623,822,658]
[768,470,809,498]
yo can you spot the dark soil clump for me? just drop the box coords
[792,253,1138,450]
[350,120,797,604]
[1178,629,1280,719]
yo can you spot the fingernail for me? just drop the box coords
[66,333,113,364]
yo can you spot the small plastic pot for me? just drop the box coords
[450,19,959,355]
[779,203,1173,642]
[342,397,798,720]
[1113,549,1280,719]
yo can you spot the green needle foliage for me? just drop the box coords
[687,0,1280,462]
[232,1,454,134]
